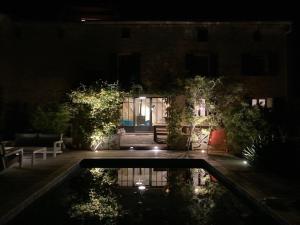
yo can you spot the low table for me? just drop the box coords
[22,147,47,167]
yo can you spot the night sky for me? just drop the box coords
[0,0,297,21]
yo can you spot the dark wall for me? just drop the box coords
[0,19,291,136]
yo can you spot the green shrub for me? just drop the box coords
[223,103,268,155]
[31,103,71,134]
[166,97,187,150]
[242,135,271,168]
[69,82,124,150]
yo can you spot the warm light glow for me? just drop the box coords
[165,188,170,193]
[136,181,143,185]
[139,96,146,99]
[81,18,86,22]
[252,99,258,106]
[194,187,200,194]
[138,185,146,190]
[201,150,205,153]
[95,150,98,152]
[258,99,266,107]
[129,146,134,150]
[243,160,248,165]
[152,146,160,152]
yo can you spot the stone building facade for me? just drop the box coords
[0,17,292,136]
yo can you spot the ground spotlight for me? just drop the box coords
[153,146,160,151]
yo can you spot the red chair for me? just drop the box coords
[207,128,228,153]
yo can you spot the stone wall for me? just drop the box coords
[0,18,291,136]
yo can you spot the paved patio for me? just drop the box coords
[0,150,299,225]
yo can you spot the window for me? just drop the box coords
[151,169,167,187]
[197,28,208,42]
[241,53,278,76]
[195,99,206,116]
[184,28,194,40]
[118,168,134,186]
[121,97,168,127]
[151,98,168,125]
[117,53,140,89]
[241,54,268,76]
[121,97,134,126]
[121,28,131,38]
[186,54,218,77]
[251,98,273,108]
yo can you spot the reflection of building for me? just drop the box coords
[117,168,212,188]
[117,168,168,187]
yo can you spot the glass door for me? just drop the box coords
[135,97,151,126]
[151,98,167,125]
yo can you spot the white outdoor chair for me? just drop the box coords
[46,140,64,157]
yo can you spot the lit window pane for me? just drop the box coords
[266,98,273,108]
[259,99,266,107]
[252,99,257,106]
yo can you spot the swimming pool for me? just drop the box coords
[8,159,280,225]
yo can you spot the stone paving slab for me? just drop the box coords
[0,150,299,225]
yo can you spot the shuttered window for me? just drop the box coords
[185,53,218,77]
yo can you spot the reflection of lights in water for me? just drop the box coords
[243,160,248,165]
[138,185,146,190]
[136,181,143,185]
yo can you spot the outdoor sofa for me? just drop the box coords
[9,133,64,158]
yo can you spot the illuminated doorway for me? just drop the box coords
[121,97,167,132]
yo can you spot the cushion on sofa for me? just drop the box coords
[15,133,38,146]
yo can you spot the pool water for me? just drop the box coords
[8,164,277,225]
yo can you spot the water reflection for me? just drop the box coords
[68,168,121,224]
[8,167,278,225]
[68,168,235,225]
